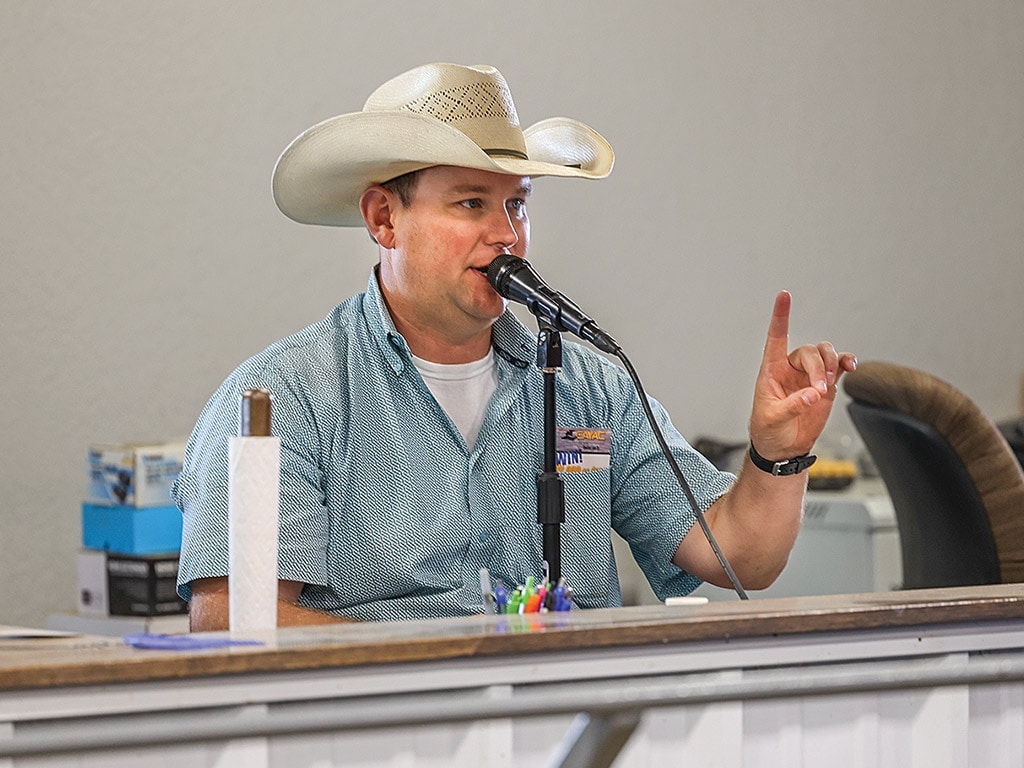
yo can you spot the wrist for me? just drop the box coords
[748,441,817,476]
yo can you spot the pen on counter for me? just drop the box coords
[479,567,495,614]
[524,593,542,613]
[551,580,572,612]
[508,590,523,615]
[494,584,508,614]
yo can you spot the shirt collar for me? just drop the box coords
[491,312,535,369]
[362,268,408,374]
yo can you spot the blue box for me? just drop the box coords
[82,503,182,555]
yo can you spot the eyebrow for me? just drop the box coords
[451,181,533,197]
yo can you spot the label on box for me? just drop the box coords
[107,553,188,617]
[77,551,188,617]
[87,441,186,507]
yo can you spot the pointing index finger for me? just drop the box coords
[763,290,792,363]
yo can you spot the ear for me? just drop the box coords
[360,185,398,249]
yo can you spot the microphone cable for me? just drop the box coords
[614,348,748,600]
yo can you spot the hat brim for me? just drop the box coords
[272,111,614,227]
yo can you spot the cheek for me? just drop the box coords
[419,221,475,256]
[518,217,531,251]
[400,225,461,275]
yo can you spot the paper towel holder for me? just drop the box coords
[239,388,273,437]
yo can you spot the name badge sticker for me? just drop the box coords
[555,428,612,473]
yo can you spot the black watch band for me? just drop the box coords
[749,442,817,476]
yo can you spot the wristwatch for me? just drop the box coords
[748,441,817,476]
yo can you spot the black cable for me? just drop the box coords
[615,350,749,600]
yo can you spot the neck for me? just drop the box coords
[402,327,493,364]
[376,278,494,365]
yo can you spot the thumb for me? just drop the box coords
[776,386,822,419]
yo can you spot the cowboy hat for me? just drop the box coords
[271,63,615,227]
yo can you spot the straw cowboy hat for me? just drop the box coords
[271,63,615,227]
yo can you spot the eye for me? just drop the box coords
[460,198,483,210]
[507,198,527,213]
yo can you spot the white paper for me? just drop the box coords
[228,435,281,632]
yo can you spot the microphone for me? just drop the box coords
[485,253,620,354]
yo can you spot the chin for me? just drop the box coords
[470,291,507,321]
[488,299,509,320]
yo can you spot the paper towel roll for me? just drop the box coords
[228,435,281,632]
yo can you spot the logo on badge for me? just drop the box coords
[555,428,612,473]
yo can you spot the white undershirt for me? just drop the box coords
[411,349,498,449]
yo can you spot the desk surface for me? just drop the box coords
[3,584,1024,692]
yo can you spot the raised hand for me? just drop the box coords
[748,291,857,461]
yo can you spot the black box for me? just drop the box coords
[105,552,188,617]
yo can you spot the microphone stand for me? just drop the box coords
[536,319,565,586]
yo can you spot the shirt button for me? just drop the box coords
[478,530,489,543]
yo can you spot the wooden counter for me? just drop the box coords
[4,585,1024,767]
[5,584,1024,690]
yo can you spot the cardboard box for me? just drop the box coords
[82,502,182,555]
[77,550,188,617]
[87,441,187,507]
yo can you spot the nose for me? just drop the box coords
[486,205,520,251]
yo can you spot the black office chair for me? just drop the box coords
[842,361,1024,589]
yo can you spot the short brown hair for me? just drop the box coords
[380,169,423,207]
[367,170,424,244]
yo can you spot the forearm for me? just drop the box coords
[674,453,806,590]
[188,578,355,632]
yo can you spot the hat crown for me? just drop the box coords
[363,64,528,159]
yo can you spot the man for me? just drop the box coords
[175,63,856,630]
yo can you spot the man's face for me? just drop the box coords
[382,165,532,341]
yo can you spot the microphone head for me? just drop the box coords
[485,253,528,298]
[482,252,620,353]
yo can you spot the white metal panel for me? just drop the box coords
[968,683,1024,768]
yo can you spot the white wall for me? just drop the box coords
[2,1,1022,627]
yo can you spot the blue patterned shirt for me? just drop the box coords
[173,272,734,621]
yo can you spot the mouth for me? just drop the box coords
[472,266,493,284]
[471,266,503,299]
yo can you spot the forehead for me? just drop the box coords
[417,166,532,196]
